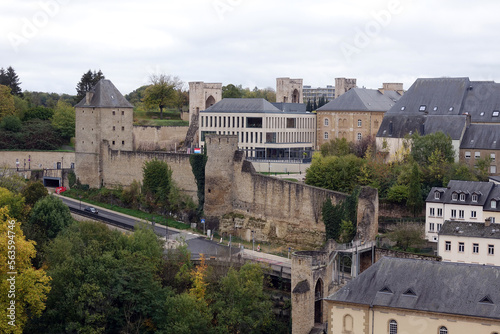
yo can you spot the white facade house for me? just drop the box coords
[438,220,500,266]
[198,98,316,161]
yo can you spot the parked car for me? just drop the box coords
[84,206,99,214]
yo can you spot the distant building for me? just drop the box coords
[302,85,335,103]
[276,77,303,103]
[326,257,500,334]
[198,98,315,160]
[316,87,402,149]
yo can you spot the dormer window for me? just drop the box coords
[434,191,441,200]
[492,200,497,209]
[452,193,458,201]
[493,111,500,117]
[400,106,406,111]
[419,105,426,111]
[472,194,478,202]
[459,193,466,201]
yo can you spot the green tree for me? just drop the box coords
[75,69,105,103]
[0,169,25,193]
[21,181,48,207]
[338,220,356,244]
[407,163,424,216]
[24,195,73,267]
[387,223,426,251]
[143,74,183,119]
[212,263,274,334]
[22,106,54,121]
[142,159,173,211]
[13,95,28,119]
[0,66,22,96]
[320,137,351,157]
[474,156,492,181]
[51,100,75,139]
[0,207,51,334]
[386,184,409,204]
[0,85,15,120]
[0,187,27,222]
[410,131,455,166]
[0,115,21,132]
[222,84,244,98]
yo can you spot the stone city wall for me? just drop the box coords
[0,151,75,170]
[100,145,198,203]
[133,126,188,151]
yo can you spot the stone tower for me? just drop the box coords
[203,134,239,218]
[74,79,134,188]
[276,77,303,103]
[184,82,222,148]
[334,77,357,98]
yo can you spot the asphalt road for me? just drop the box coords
[59,196,234,258]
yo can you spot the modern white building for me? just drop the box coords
[438,220,500,266]
[198,98,316,161]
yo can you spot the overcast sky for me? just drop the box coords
[2,0,500,95]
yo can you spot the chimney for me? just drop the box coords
[85,91,94,105]
[485,217,491,227]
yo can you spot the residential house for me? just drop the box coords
[325,257,500,334]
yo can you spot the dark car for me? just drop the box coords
[84,206,99,214]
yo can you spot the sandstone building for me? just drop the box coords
[277,77,303,103]
[325,257,500,334]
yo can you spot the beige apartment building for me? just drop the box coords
[326,257,500,334]
[198,98,316,161]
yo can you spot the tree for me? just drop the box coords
[142,159,173,211]
[21,181,48,207]
[0,187,27,222]
[0,115,21,132]
[22,106,54,121]
[24,195,73,267]
[212,263,274,334]
[143,74,183,119]
[0,169,25,194]
[222,84,244,98]
[387,223,426,251]
[0,67,22,96]
[0,85,15,121]
[75,69,105,103]
[51,100,75,139]
[0,207,51,334]
[320,137,351,157]
[410,132,455,166]
[406,163,424,216]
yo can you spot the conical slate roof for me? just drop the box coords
[75,79,133,108]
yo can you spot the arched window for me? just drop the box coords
[358,119,362,127]
[343,314,353,332]
[324,118,329,126]
[439,326,448,334]
[389,320,397,334]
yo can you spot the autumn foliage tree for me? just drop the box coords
[143,74,183,119]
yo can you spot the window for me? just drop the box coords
[121,126,124,131]
[121,110,124,115]
[430,208,435,216]
[434,191,441,200]
[460,193,465,201]
[491,153,496,162]
[357,119,362,127]
[459,242,465,252]
[439,326,448,334]
[471,210,477,218]
[357,133,362,141]
[459,210,464,219]
[400,106,406,111]
[389,320,397,334]
[493,111,500,117]
[451,209,457,218]
[465,151,471,159]
[419,105,426,111]
[437,223,442,232]
[112,111,116,115]
[492,200,497,209]
[472,194,478,202]
[475,152,481,159]
[445,241,451,251]
[491,165,497,174]
[113,126,115,131]
[452,193,458,201]
[437,208,443,217]
[112,141,115,145]
[429,223,435,231]
[324,132,329,140]
[473,243,479,254]
[489,244,495,255]
[324,118,329,126]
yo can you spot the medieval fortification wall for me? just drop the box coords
[133,126,189,151]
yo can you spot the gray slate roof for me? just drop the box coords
[439,221,500,240]
[460,124,500,150]
[326,257,500,320]
[271,102,307,113]
[317,88,401,112]
[425,180,494,206]
[75,79,133,109]
[203,98,291,114]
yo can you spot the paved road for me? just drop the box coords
[59,195,233,258]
